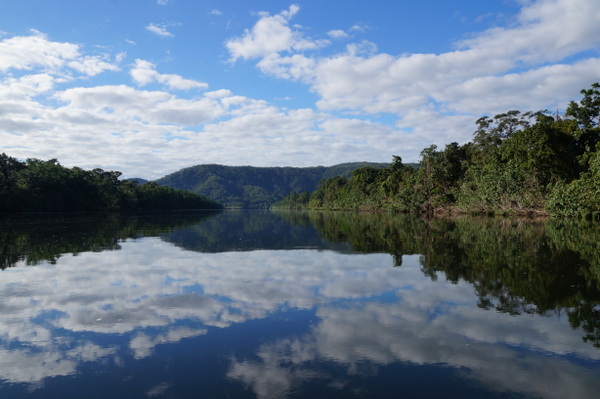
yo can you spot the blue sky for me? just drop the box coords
[1,0,599,179]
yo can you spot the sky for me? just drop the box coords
[1,0,599,179]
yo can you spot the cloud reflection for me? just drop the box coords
[229,300,600,399]
[0,237,597,399]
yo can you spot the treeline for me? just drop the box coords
[155,162,391,208]
[0,156,222,212]
[275,83,600,218]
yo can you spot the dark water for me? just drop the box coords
[0,210,599,399]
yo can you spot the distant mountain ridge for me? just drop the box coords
[154,162,393,208]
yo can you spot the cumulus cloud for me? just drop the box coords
[327,29,348,39]
[226,4,328,62]
[0,27,386,178]
[2,46,398,179]
[0,31,118,76]
[226,0,600,148]
[456,0,600,63]
[146,23,175,38]
[2,0,600,179]
[130,59,208,90]
[0,31,78,72]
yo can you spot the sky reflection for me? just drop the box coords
[0,235,598,398]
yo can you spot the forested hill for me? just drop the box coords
[154,162,394,208]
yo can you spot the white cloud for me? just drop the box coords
[327,29,348,39]
[68,55,120,76]
[157,0,169,5]
[309,0,600,117]
[225,0,600,151]
[0,73,56,98]
[0,31,118,76]
[226,5,328,62]
[54,84,225,125]
[146,23,175,38]
[457,0,600,63]
[0,31,78,72]
[130,59,208,90]
[349,23,368,33]
[2,71,358,177]
[2,0,600,179]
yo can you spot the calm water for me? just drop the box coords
[0,210,599,399]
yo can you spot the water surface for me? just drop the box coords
[0,211,598,398]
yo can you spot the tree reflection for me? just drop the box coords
[163,210,354,253]
[0,211,219,269]
[2,210,599,348]
[301,212,600,348]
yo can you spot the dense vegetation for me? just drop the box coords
[0,156,222,212]
[155,162,392,208]
[275,84,600,218]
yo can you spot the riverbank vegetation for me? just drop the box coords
[274,83,600,218]
[0,156,222,212]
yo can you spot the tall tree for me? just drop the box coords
[567,83,600,129]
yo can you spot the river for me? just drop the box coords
[0,210,598,398]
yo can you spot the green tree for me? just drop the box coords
[547,144,600,217]
[567,82,600,129]
[472,110,538,160]
[415,143,469,211]
[0,153,26,211]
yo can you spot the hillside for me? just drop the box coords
[154,162,393,208]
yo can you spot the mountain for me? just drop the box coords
[154,162,391,208]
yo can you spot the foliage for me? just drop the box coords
[0,154,222,212]
[277,83,600,218]
[566,82,600,130]
[546,144,600,217]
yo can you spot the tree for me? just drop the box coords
[416,143,469,210]
[499,118,578,188]
[565,83,600,160]
[0,153,26,211]
[390,155,404,171]
[567,83,600,129]
[473,110,538,156]
[546,144,600,217]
